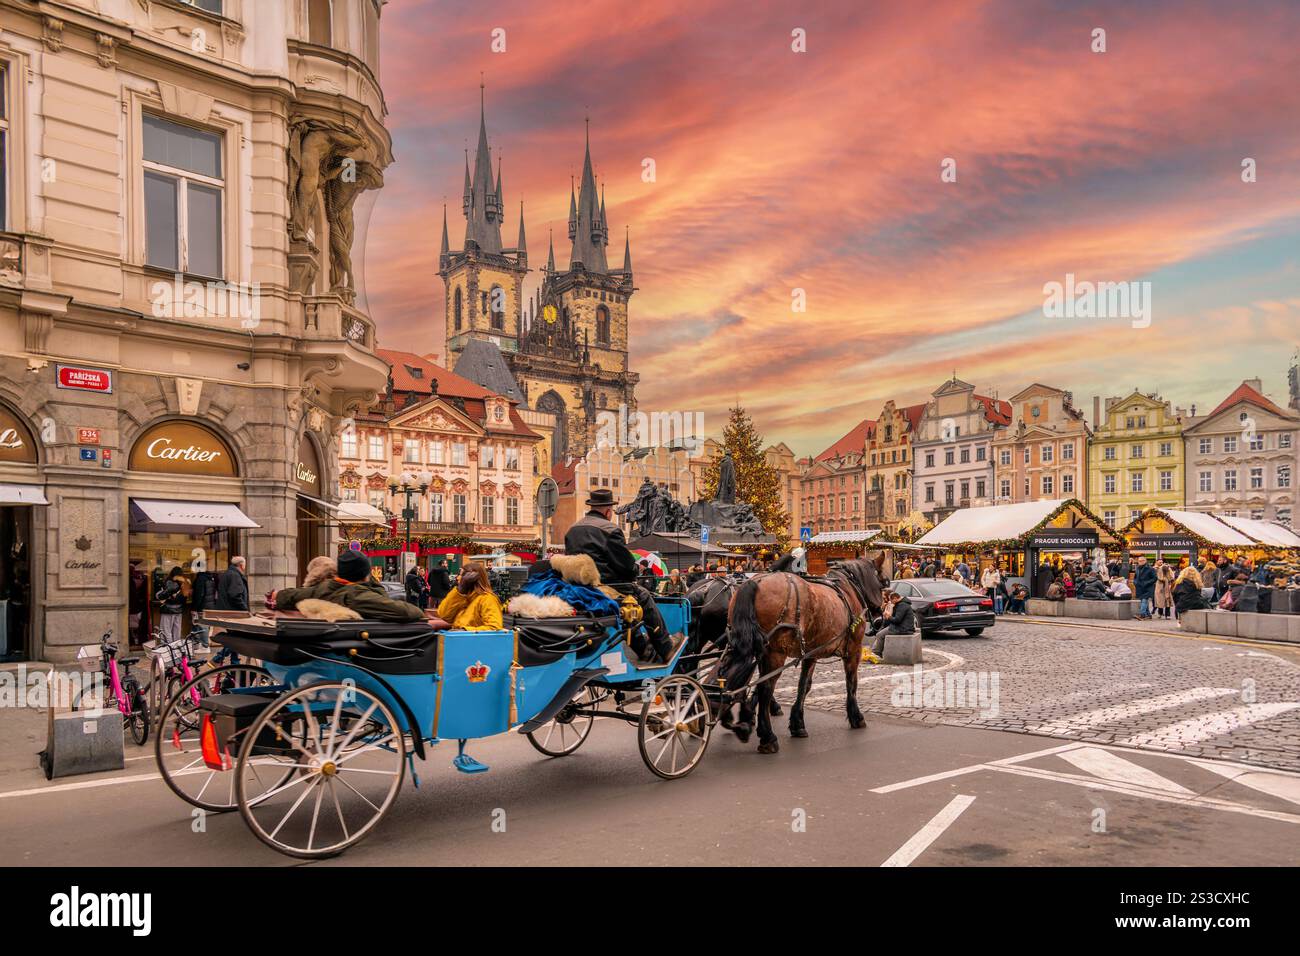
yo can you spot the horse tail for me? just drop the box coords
[727,577,765,663]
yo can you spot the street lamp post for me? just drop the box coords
[388,470,433,568]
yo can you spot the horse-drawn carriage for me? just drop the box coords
[152,597,718,858]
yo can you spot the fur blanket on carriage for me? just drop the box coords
[507,554,622,618]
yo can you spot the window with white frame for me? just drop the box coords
[1198,438,1212,454]
[1041,475,1054,495]
[1104,510,1116,525]
[430,493,444,522]
[1281,433,1293,450]
[1277,508,1291,527]
[402,440,420,464]
[367,434,384,460]
[452,443,467,466]
[1159,441,1172,457]
[1130,443,1144,459]
[999,449,1011,466]
[1223,469,1237,491]
[506,497,519,526]
[999,479,1011,498]
[1041,444,1053,463]
[1103,473,1116,494]
[341,429,358,459]
[481,444,495,469]
[430,441,445,465]
[1130,472,1144,493]
[1223,435,1237,453]
[143,114,224,278]
[1199,471,1212,492]
[505,446,519,470]
[1104,446,1116,461]
[1279,465,1291,489]
[367,490,385,511]
[1062,472,1074,494]
[1250,467,1264,490]
[481,496,495,524]
[1062,442,1074,460]
[1023,447,1030,465]
[341,486,358,502]
[452,493,467,523]
[1159,470,1173,492]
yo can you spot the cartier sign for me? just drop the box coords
[0,407,37,465]
[296,434,323,494]
[129,421,237,477]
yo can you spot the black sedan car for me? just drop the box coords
[889,578,995,636]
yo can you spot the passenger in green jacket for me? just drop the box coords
[273,551,426,623]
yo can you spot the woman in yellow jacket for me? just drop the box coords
[436,561,504,631]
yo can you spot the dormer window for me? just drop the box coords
[404,365,422,379]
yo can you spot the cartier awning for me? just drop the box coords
[130,499,260,532]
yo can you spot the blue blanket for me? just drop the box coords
[518,571,620,616]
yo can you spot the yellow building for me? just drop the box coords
[1087,391,1187,529]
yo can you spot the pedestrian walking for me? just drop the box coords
[215,556,249,612]
[1154,559,1175,619]
[155,566,188,641]
[1133,556,1156,619]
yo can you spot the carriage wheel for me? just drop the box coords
[235,681,405,859]
[637,675,712,780]
[526,686,599,757]
[154,663,283,813]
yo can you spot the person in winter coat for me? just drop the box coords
[436,561,504,631]
[1173,565,1209,621]
[867,590,916,658]
[1154,560,1175,619]
[426,557,453,605]
[1077,574,1109,601]
[215,557,249,612]
[155,566,188,641]
[273,550,426,623]
[1200,561,1219,596]
[405,565,430,609]
[1133,556,1157,619]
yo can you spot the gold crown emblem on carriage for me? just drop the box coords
[466,661,491,683]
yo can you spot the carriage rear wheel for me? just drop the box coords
[527,685,599,757]
[637,675,711,780]
[235,681,405,859]
[154,663,281,813]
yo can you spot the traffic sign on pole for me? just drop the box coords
[800,526,813,543]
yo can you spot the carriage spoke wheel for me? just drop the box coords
[527,686,599,757]
[236,681,405,859]
[154,664,282,813]
[637,675,711,780]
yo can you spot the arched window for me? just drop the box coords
[595,305,610,346]
[453,288,463,330]
[537,390,567,464]
[308,0,333,46]
[490,285,505,330]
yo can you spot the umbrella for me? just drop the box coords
[631,549,667,576]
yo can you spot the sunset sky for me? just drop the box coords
[361,0,1300,457]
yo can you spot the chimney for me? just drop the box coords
[1093,396,1100,430]
[1245,378,1263,393]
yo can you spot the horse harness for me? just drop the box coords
[759,570,872,660]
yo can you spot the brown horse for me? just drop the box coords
[720,557,886,754]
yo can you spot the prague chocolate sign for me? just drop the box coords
[128,421,237,477]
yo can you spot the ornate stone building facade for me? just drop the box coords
[0,0,392,661]
[911,376,1011,523]
[441,96,638,463]
[992,383,1090,505]
[865,401,926,536]
[1087,390,1187,529]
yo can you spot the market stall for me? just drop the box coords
[1118,508,1255,566]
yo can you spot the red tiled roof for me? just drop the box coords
[376,348,497,401]
[902,402,927,433]
[552,458,577,496]
[1206,381,1293,421]
[816,419,873,461]
[974,394,1012,426]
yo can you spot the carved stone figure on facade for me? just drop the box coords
[288,120,364,243]
[325,160,384,300]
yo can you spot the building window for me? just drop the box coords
[430,494,444,522]
[1278,507,1292,527]
[453,494,468,523]
[999,479,1010,498]
[403,440,420,464]
[1199,438,1212,454]
[976,446,986,462]
[481,496,495,524]
[1159,441,1173,457]
[999,449,1011,466]
[481,444,495,469]
[595,305,611,346]
[143,114,224,278]
[1024,447,1031,465]
[341,486,358,502]
[1062,472,1074,494]
[505,446,519,470]
[1248,434,1265,452]
[1279,465,1291,489]
[960,480,970,500]
[367,434,384,460]
[454,288,463,330]
[925,452,935,469]
[430,441,444,465]
[1024,478,1030,497]
[1104,510,1116,525]
[1250,467,1264,490]
[308,0,333,46]
[944,449,955,466]
[1130,472,1144,493]
[506,497,519,525]
[944,483,954,506]
[1041,444,1053,463]
[1223,469,1237,491]
[975,478,986,498]
[1103,446,1116,461]
[341,429,358,459]
[1159,470,1173,492]
[452,443,467,466]
[1199,471,1212,492]
[1103,473,1116,494]
[1281,434,1293,450]
[1041,475,1053,495]
[1130,443,1144,459]
[925,484,934,503]
[960,448,970,464]
[1062,442,1074,461]
[180,0,223,13]
[1223,436,1237,453]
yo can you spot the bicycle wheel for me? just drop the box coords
[154,663,282,813]
[126,680,149,746]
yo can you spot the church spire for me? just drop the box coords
[440,204,450,268]
[621,226,632,277]
[515,201,527,267]
[569,117,608,273]
[463,79,503,254]
[547,228,556,272]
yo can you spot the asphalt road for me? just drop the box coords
[2,704,1297,867]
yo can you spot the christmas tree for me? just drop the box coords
[701,405,791,545]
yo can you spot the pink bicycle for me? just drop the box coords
[74,631,150,746]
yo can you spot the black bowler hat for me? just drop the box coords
[586,488,616,508]
[337,550,372,583]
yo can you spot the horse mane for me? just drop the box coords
[829,558,884,613]
[770,552,795,572]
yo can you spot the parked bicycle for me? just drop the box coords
[73,631,150,746]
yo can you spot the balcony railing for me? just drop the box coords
[303,295,376,350]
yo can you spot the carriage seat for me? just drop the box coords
[505,612,621,666]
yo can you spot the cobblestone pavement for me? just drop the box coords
[768,619,1300,772]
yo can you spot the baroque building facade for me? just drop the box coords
[1086,390,1187,529]
[991,383,1091,504]
[440,95,638,465]
[0,0,392,662]
[911,376,1011,523]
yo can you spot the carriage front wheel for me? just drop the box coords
[637,675,711,780]
[235,681,405,859]
[526,685,599,757]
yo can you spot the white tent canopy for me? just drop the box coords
[809,529,883,544]
[335,501,389,527]
[1156,509,1256,547]
[1209,514,1300,548]
[916,499,1113,547]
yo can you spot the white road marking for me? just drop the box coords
[1191,760,1300,807]
[1025,687,1239,737]
[871,741,1081,793]
[1119,703,1300,748]
[1059,746,1192,794]
[792,648,966,705]
[880,794,976,867]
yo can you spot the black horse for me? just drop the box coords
[684,571,784,719]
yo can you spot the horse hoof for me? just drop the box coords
[731,724,752,743]
[849,717,867,729]
[769,702,783,716]
[757,740,780,754]
[789,727,808,738]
